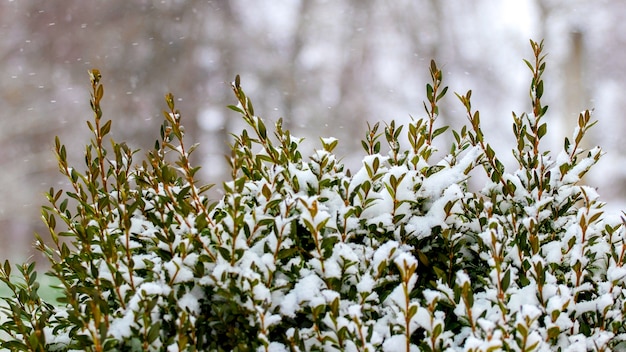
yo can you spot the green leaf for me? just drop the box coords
[165,93,175,111]
[501,269,511,292]
[148,321,161,343]
[426,83,434,101]
[247,97,255,116]
[1,341,28,350]
[2,260,10,277]
[486,144,495,160]
[523,59,533,72]
[408,304,418,319]
[436,86,449,102]
[227,104,244,114]
[432,126,449,139]
[472,111,480,126]
[537,123,547,139]
[257,118,267,140]
[536,80,544,99]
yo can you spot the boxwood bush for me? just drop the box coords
[1,40,625,351]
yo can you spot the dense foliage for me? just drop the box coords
[1,40,625,351]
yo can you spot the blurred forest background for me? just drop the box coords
[1,0,626,264]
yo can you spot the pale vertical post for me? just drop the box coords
[564,31,587,149]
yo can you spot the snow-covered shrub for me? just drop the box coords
[2,40,626,351]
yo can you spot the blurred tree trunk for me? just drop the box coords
[564,31,586,137]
